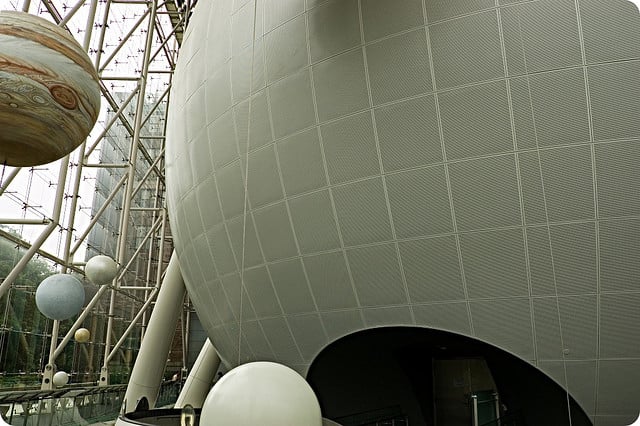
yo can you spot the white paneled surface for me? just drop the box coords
[165,0,640,422]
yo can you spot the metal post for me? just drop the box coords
[472,394,479,426]
[174,339,220,409]
[101,0,158,385]
[123,252,185,412]
[41,0,100,390]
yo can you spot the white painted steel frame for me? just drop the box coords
[0,0,189,392]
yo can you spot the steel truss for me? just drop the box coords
[0,0,190,390]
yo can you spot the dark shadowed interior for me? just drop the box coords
[308,327,591,426]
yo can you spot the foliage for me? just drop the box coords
[0,226,55,377]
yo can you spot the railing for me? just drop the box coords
[0,382,178,425]
[471,391,500,426]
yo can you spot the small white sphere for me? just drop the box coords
[201,362,322,426]
[74,328,90,343]
[35,274,85,320]
[85,255,118,285]
[52,371,69,387]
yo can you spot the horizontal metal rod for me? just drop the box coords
[0,218,50,225]
[99,76,141,81]
[129,207,162,211]
[120,286,156,290]
[0,228,80,273]
[83,163,129,168]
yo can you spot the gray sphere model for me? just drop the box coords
[165,0,640,422]
[35,274,85,320]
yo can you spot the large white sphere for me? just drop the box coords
[85,255,118,285]
[0,11,100,167]
[201,362,322,426]
[165,0,640,420]
[74,327,90,343]
[52,371,69,387]
[35,274,85,320]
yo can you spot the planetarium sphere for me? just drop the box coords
[165,0,640,421]
[0,11,100,167]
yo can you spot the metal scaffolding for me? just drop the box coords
[0,0,190,391]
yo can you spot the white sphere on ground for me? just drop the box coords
[35,274,85,320]
[74,327,90,343]
[201,362,322,426]
[85,255,117,285]
[52,371,69,387]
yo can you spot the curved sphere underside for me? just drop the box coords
[166,0,640,422]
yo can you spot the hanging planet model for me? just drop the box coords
[35,274,85,321]
[84,254,118,285]
[0,11,100,167]
[74,327,91,343]
[52,371,69,387]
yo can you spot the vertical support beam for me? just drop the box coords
[41,0,100,390]
[123,252,185,412]
[472,394,479,426]
[101,0,158,385]
[174,339,220,409]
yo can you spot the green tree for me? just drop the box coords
[0,226,55,381]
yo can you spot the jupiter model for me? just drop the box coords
[160,0,640,424]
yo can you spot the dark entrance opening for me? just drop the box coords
[307,327,591,426]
